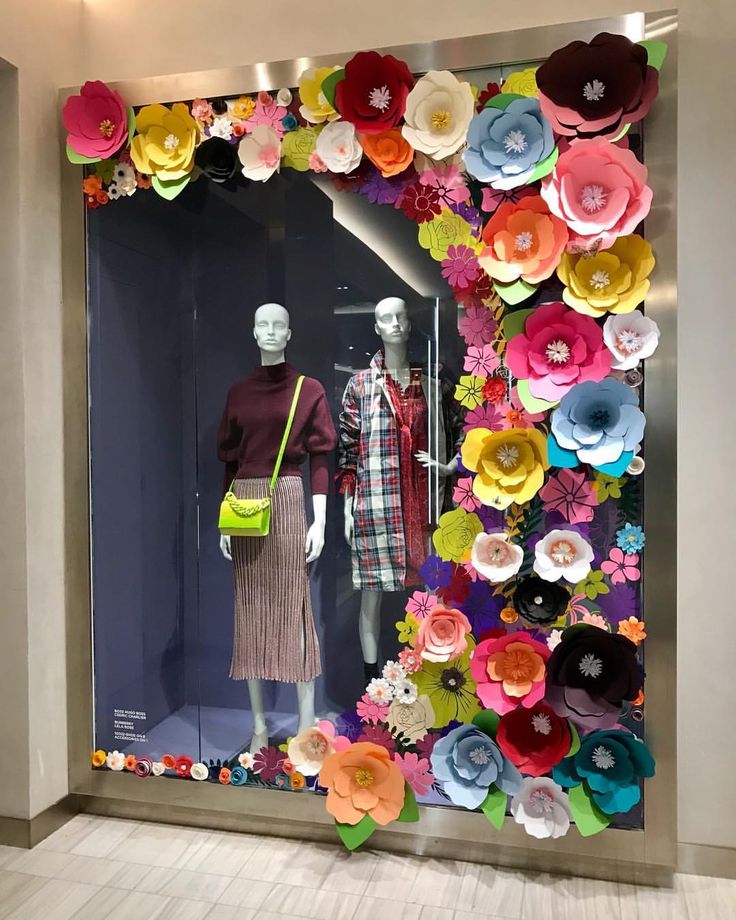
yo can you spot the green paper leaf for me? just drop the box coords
[472,709,500,738]
[568,783,611,837]
[66,144,101,165]
[335,815,376,850]
[397,783,419,823]
[526,146,559,184]
[94,159,117,184]
[500,307,535,340]
[126,105,137,142]
[480,786,507,830]
[320,68,345,109]
[610,122,631,143]
[495,277,537,306]
[638,40,668,71]
[484,92,525,110]
[152,173,190,200]
[515,378,557,414]
[566,722,580,758]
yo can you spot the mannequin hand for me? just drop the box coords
[305,521,325,564]
[415,451,457,478]
[343,493,354,546]
[219,534,232,561]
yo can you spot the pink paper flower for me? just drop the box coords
[601,547,640,585]
[505,301,611,402]
[191,97,214,124]
[414,605,472,663]
[463,344,500,377]
[406,591,439,621]
[356,692,390,724]
[308,151,328,172]
[481,184,537,215]
[398,647,422,673]
[420,163,471,206]
[459,307,498,347]
[470,632,550,714]
[394,751,434,796]
[453,477,481,512]
[442,245,480,289]
[463,402,508,433]
[245,97,288,138]
[62,80,129,160]
[539,469,599,524]
[582,611,609,629]
[540,138,653,252]
[498,388,546,429]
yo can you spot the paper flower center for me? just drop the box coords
[578,653,603,678]
[531,713,552,735]
[431,110,452,131]
[354,768,374,787]
[496,444,519,469]
[592,745,616,770]
[549,540,577,566]
[468,745,491,765]
[440,666,465,692]
[580,184,607,213]
[484,541,512,565]
[368,85,392,112]
[502,649,538,682]
[530,789,555,814]
[98,119,115,138]
[259,145,280,168]
[583,79,606,102]
[533,595,544,605]
[164,133,180,150]
[616,329,643,354]
[545,339,571,365]
[503,129,528,154]
[589,407,611,428]
[514,231,534,252]
[590,269,611,290]
[305,735,328,757]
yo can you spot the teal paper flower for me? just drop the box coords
[616,523,645,553]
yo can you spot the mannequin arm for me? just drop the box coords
[219,534,232,561]
[305,494,327,564]
[414,451,458,477]
[342,489,354,546]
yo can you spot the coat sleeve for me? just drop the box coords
[336,375,361,495]
[217,388,242,495]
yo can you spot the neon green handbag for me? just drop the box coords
[218,375,304,537]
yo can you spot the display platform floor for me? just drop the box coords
[0,814,733,920]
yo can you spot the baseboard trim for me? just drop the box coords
[678,842,736,879]
[0,795,80,848]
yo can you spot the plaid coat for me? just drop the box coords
[337,351,462,591]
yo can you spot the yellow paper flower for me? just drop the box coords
[557,234,655,317]
[501,67,539,97]
[461,427,549,510]
[418,208,478,261]
[592,472,623,501]
[130,103,199,192]
[91,749,106,768]
[454,374,486,409]
[409,643,480,728]
[230,96,255,121]
[282,126,322,171]
[298,66,341,124]
[395,612,419,646]
[432,508,483,563]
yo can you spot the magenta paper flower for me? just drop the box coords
[464,344,500,377]
[470,632,550,715]
[394,751,434,796]
[539,468,599,524]
[601,548,640,585]
[463,403,507,433]
[505,301,611,402]
[406,590,439,621]
[541,138,653,252]
[420,163,471,206]
[453,477,481,512]
[459,307,498,347]
[62,80,129,160]
[357,724,397,753]
[442,245,480,289]
[244,97,288,138]
[356,693,390,724]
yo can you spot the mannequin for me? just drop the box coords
[338,297,458,679]
[218,303,336,750]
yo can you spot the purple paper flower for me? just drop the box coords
[358,167,413,205]
[335,710,363,742]
[419,555,454,590]
[450,200,483,235]
[597,583,639,625]
[458,582,505,635]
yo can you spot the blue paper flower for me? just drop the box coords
[462,96,556,189]
[616,523,646,553]
[431,723,522,809]
[229,765,248,786]
[281,112,298,132]
[548,378,646,476]
[553,729,655,815]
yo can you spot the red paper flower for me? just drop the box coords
[456,272,495,308]
[175,755,193,778]
[399,183,442,223]
[335,51,414,133]
[496,703,572,776]
[482,375,507,404]
[476,81,501,112]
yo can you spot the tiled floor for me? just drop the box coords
[0,815,733,919]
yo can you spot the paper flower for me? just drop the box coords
[176,756,193,778]
[360,129,414,177]
[238,124,281,181]
[506,301,611,403]
[454,375,486,410]
[443,245,481,290]
[151,761,165,776]
[603,311,660,370]
[453,477,481,512]
[335,51,414,132]
[387,694,435,743]
[558,235,655,317]
[298,66,342,123]
[496,703,573,776]
[398,647,423,674]
[470,532,523,583]
[287,721,337,776]
[461,427,549,509]
[616,523,646,552]
[463,97,555,189]
[553,728,655,814]
[418,207,477,260]
[513,576,570,626]
[459,307,498,347]
[244,96,287,137]
[539,468,599,524]
[63,80,130,161]
[463,344,499,379]
[534,529,594,584]
[432,507,483,563]
[601,548,640,585]
[106,750,124,771]
[549,378,646,474]
[366,678,394,704]
[190,762,209,781]
[470,632,550,713]
[402,70,475,159]
[230,766,248,785]
[195,137,239,184]
[545,624,643,729]
[421,162,471,206]
[409,645,480,727]
[319,742,405,825]
[431,723,522,809]
[394,752,433,796]
[541,139,652,252]
[357,693,390,724]
[228,96,255,122]
[191,97,214,124]
[536,32,659,140]
[617,616,647,645]
[399,183,442,223]
[511,777,572,838]
[393,679,418,704]
[315,120,363,174]
[414,605,472,663]
[130,103,199,197]
[478,195,569,285]
[238,751,254,770]
[252,746,287,782]
[501,68,539,97]
[395,612,420,645]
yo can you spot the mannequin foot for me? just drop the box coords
[364,661,380,683]
[249,726,269,752]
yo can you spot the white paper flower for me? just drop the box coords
[190,762,209,781]
[238,751,255,770]
[276,88,293,107]
[393,679,418,705]
[107,184,122,200]
[470,532,524,583]
[287,725,334,777]
[533,529,594,584]
[603,312,660,371]
[314,120,363,174]
[511,777,571,839]
[382,660,407,683]
[151,761,166,776]
[106,750,124,771]
[238,124,282,181]
[547,629,563,651]
[366,677,394,704]
[210,115,234,140]
[112,162,137,196]
[402,70,475,159]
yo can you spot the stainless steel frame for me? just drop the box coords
[61,10,678,882]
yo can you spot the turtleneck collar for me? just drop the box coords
[251,361,296,382]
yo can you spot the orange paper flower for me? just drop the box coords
[82,175,102,197]
[91,749,106,768]
[124,754,137,771]
[617,616,647,645]
[290,772,306,790]
[360,129,414,177]
[319,742,405,826]
[219,767,231,785]
[487,642,546,699]
[161,753,177,770]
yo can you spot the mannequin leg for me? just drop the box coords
[246,679,269,751]
[359,590,383,680]
[296,681,316,732]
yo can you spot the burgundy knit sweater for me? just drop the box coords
[217,363,337,495]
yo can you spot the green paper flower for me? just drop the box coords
[592,472,622,501]
[409,643,480,728]
[432,508,483,563]
[574,570,610,600]
[395,612,419,646]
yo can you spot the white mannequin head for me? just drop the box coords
[374,297,410,346]
[254,303,291,364]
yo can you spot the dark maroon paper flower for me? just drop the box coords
[335,51,414,133]
[252,746,286,782]
[400,183,442,223]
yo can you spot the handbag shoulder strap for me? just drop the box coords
[269,375,305,494]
